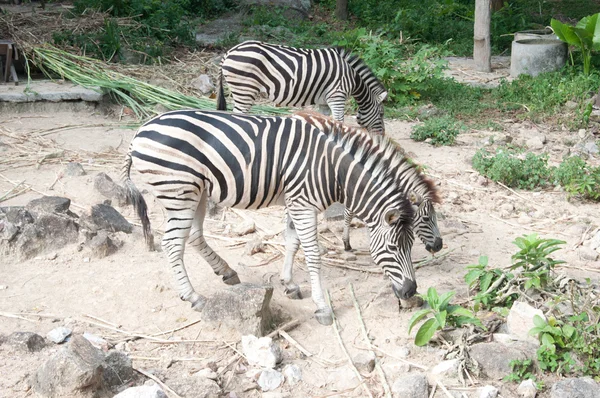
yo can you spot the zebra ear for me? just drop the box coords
[378,91,388,102]
[408,191,423,205]
[384,209,403,226]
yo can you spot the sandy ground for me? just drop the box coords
[0,103,599,398]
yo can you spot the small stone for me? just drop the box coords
[114,384,167,398]
[190,74,215,95]
[83,332,109,351]
[87,231,119,258]
[245,239,266,256]
[525,136,545,150]
[477,176,488,186]
[469,342,535,379]
[241,335,282,369]
[26,196,71,214]
[588,230,600,250]
[93,173,128,206]
[317,223,329,233]
[479,385,499,398]
[582,141,599,155]
[395,346,411,358]
[282,364,302,386]
[517,379,537,398]
[429,359,460,381]
[234,221,256,236]
[7,332,46,352]
[392,373,428,398]
[565,101,578,109]
[103,350,133,388]
[46,252,58,260]
[353,351,376,373]
[63,162,87,177]
[81,204,133,234]
[507,302,545,344]
[168,376,221,398]
[400,295,424,309]
[46,327,72,344]
[196,368,218,380]
[578,128,587,138]
[257,369,283,392]
[341,251,357,262]
[579,247,599,261]
[550,377,600,398]
[324,202,345,221]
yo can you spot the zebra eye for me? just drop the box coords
[422,216,430,222]
[387,244,399,251]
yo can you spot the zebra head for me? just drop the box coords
[408,191,443,253]
[357,90,387,135]
[368,204,417,300]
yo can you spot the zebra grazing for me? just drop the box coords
[301,115,443,254]
[217,40,388,134]
[122,110,419,326]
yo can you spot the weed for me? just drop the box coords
[411,115,465,145]
[554,156,588,187]
[465,256,516,311]
[504,359,542,388]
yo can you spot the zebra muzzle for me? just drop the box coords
[391,278,418,300]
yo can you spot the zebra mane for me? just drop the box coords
[334,47,386,98]
[294,111,440,205]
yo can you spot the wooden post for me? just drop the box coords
[335,0,348,21]
[474,0,492,72]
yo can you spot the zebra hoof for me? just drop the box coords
[314,309,333,326]
[191,297,207,312]
[222,273,241,285]
[284,286,302,300]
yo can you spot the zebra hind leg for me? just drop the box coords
[342,207,354,252]
[281,214,302,299]
[188,192,240,287]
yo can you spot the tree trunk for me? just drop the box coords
[335,0,348,21]
[474,0,492,72]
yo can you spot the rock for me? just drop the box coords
[83,332,109,351]
[81,204,133,234]
[234,221,256,236]
[169,375,221,398]
[201,283,273,337]
[195,368,218,380]
[476,175,488,186]
[417,104,442,119]
[0,219,19,241]
[245,239,266,255]
[469,342,534,379]
[26,196,71,214]
[565,101,578,110]
[326,367,360,391]
[578,128,587,138]
[525,136,545,150]
[87,231,119,258]
[191,74,215,95]
[550,377,600,398]
[13,213,80,259]
[241,335,282,369]
[324,202,345,221]
[7,332,46,352]
[63,162,87,177]
[341,251,357,262]
[507,302,545,344]
[400,294,424,309]
[94,173,128,205]
[46,327,72,344]
[479,385,499,398]
[353,351,376,373]
[517,379,537,398]
[257,369,283,392]
[33,335,105,397]
[103,350,133,388]
[579,246,599,261]
[582,141,599,155]
[391,373,429,398]
[428,359,460,381]
[0,206,34,226]
[588,230,600,250]
[282,364,302,386]
[114,384,167,398]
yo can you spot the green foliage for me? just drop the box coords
[530,315,577,373]
[465,256,516,311]
[552,13,600,75]
[554,156,588,187]
[408,287,482,346]
[511,233,566,290]
[504,359,541,387]
[566,168,600,201]
[410,115,465,145]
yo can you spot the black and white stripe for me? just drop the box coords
[122,110,424,325]
[217,40,388,134]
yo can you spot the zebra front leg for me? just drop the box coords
[326,92,347,123]
[281,214,302,299]
[188,192,240,286]
[288,207,332,326]
[342,207,354,252]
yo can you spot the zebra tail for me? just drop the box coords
[121,150,155,251]
[217,70,227,111]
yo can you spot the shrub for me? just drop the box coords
[410,115,465,146]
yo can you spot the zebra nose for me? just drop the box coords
[427,237,443,253]
[391,279,417,300]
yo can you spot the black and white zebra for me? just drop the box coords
[216,40,388,134]
[121,110,422,325]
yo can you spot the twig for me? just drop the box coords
[151,319,202,337]
[556,264,600,274]
[0,180,25,202]
[415,249,455,269]
[496,181,543,208]
[81,319,171,342]
[131,356,211,362]
[370,345,428,370]
[84,314,121,328]
[437,380,455,398]
[428,384,437,398]
[488,214,572,237]
[323,260,383,273]
[279,330,313,357]
[326,289,374,398]
[0,311,38,323]
[349,284,392,398]
[134,367,183,398]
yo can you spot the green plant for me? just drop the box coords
[510,233,566,289]
[530,315,577,373]
[554,156,588,186]
[504,359,541,387]
[408,287,482,346]
[410,115,465,145]
[465,256,517,310]
[552,13,600,75]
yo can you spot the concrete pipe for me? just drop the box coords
[510,39,568,78]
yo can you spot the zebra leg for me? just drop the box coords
[288,207,333,326]
[281,214,302,299]
[326,92,347,122]
[188,192,240,286]
[342,207,354,252]
[161,207,207,311]
[231,92,258,114]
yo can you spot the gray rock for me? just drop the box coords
[63,162,87,177]
[479,385,499,398]
[26,196,71,214]
[517,379,537,398]
[469,342,535,379]
[417,104,442,119]
[82,204,133,234]
[550,377,600,398]
[190,75,215,95]
[507,302,545,344]
[428,359,460,381]
[579,246,599,261]
[525,136,545,150]
[282,364,302,386]
[46,327,72,344]
[258,369,283,392]
[353,351,376,373]
[582,141,599,155]
[245,239,266,256]
[341,251,357,262]
[33,335,105,397]
[241,335,282,369]
[87,231,119,258]
[94,173,128,206]
[234,221,256,236]
[565,101,578,110]
[103,350,133,388]
[114,384,167,398]
[195,368,218,380]
[326,367,359,392]
[324,202,345,221]
[83,332,109,351]
[0,206,34,226]
[391,373,429,398]
[0,219,19,242]
[201,283,273,337]
[168,375,221,398]
[7,332,46,352]
[588,230,600,250]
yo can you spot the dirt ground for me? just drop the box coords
[1,93,600,398]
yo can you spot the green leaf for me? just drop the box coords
[426,287,439,308]
[480,272,494,292]
[414,318,439,346]
[541,333,555,347]
[438,291,456,310]
[479,255,488,267]
[465,270,482,286]
[552,18,584,48]
[434,310,447,329]
[533,315,547,328]
[408,309,433,334]
[447,305,475,318]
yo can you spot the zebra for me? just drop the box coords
[121,110,421,326]
[301,116,443,254]
[216,40,388,134]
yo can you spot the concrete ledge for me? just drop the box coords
[0,81,104,103]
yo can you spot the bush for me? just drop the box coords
[411,115,465,146]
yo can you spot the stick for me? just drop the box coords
[557,264,600,274]
[428,384,437,398]
[279,330,313,357]
[437,380,455,398]
[496,181,543,208]
[134,367,183,398]
[0,311,38,322]
[0,180,25,202]
[151,319,202,337]
[326,289,374,398]
[415,249,455,269]
[84,314,121,328]
[349,284,392,398]
[488,214,572,237]
[370,346,428,370]
[81,319,171,342]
